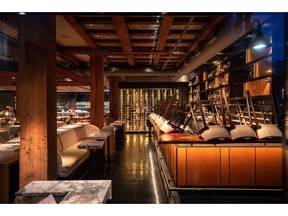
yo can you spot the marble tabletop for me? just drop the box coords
[0,129,10,142]
[110,121,125,126]
[15,180,112,204]
[77,140,104,149]
[101,126,116,131]
[0,143,20,161]
[86,130,112,140]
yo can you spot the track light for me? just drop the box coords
[195,47,202,57]
[251,19,268,50]
[207,31,218,44]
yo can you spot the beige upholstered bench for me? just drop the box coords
[57,124,100,178]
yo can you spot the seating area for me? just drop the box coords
[56,124,100,178]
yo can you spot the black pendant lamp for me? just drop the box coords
[251,19,269,50]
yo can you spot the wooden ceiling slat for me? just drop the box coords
[57,46,91,54]
[111,16,134,66]
[57,46,187,55]
[76,17,113,25]
[57,81,86,86]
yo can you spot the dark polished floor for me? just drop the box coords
[83,132,168,204]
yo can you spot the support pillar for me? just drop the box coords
[109,76,118,120]
[18,15,57,188]
[90,54,104,128]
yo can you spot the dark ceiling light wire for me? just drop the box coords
[162,16,195,71]
[152,15,162,52]
[250,19,269,50]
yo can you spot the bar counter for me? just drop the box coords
[150,119,285,189]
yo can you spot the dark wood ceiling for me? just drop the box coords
[0,13,229,92]
[56,13,228,72]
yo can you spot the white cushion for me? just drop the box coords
[256,124,282,139]
[229,125,257,140]
[200,125,230,141]
[160,120,174,134]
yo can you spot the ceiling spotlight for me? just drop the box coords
[195,47,202,57]
[251,19,269,50]
[207,31,218,44]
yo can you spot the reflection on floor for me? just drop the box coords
[83,132,168,204]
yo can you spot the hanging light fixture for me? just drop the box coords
[250,19,268,50]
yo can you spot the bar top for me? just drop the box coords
[158,132,205,144]
[87,130,112,140]
[15,180,112,204]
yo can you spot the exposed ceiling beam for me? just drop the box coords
[57,53,82,66]
[153,16,174,65]
[57,46,178,56]
[63,15,98,50]
[0,71,18,78]
[0,77,17,86]
[76,17,113,25]
[56,66,89,85]
[176,15,228,67]
[57,81,86,86]
[111,16,134,66]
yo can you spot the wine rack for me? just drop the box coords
[118,88,180,131]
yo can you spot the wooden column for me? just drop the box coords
[90,54,104,128]
[109,76,118,120]
[18,15,57,188]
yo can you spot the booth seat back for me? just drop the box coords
[57,135,63,152]
[104,117,116,127]
[75,124,100,140]
[57,129,79,151]
[85,124,100,135]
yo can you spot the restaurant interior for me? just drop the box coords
[0,5,288,211]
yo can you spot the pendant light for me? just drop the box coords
[251,19,268,50]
